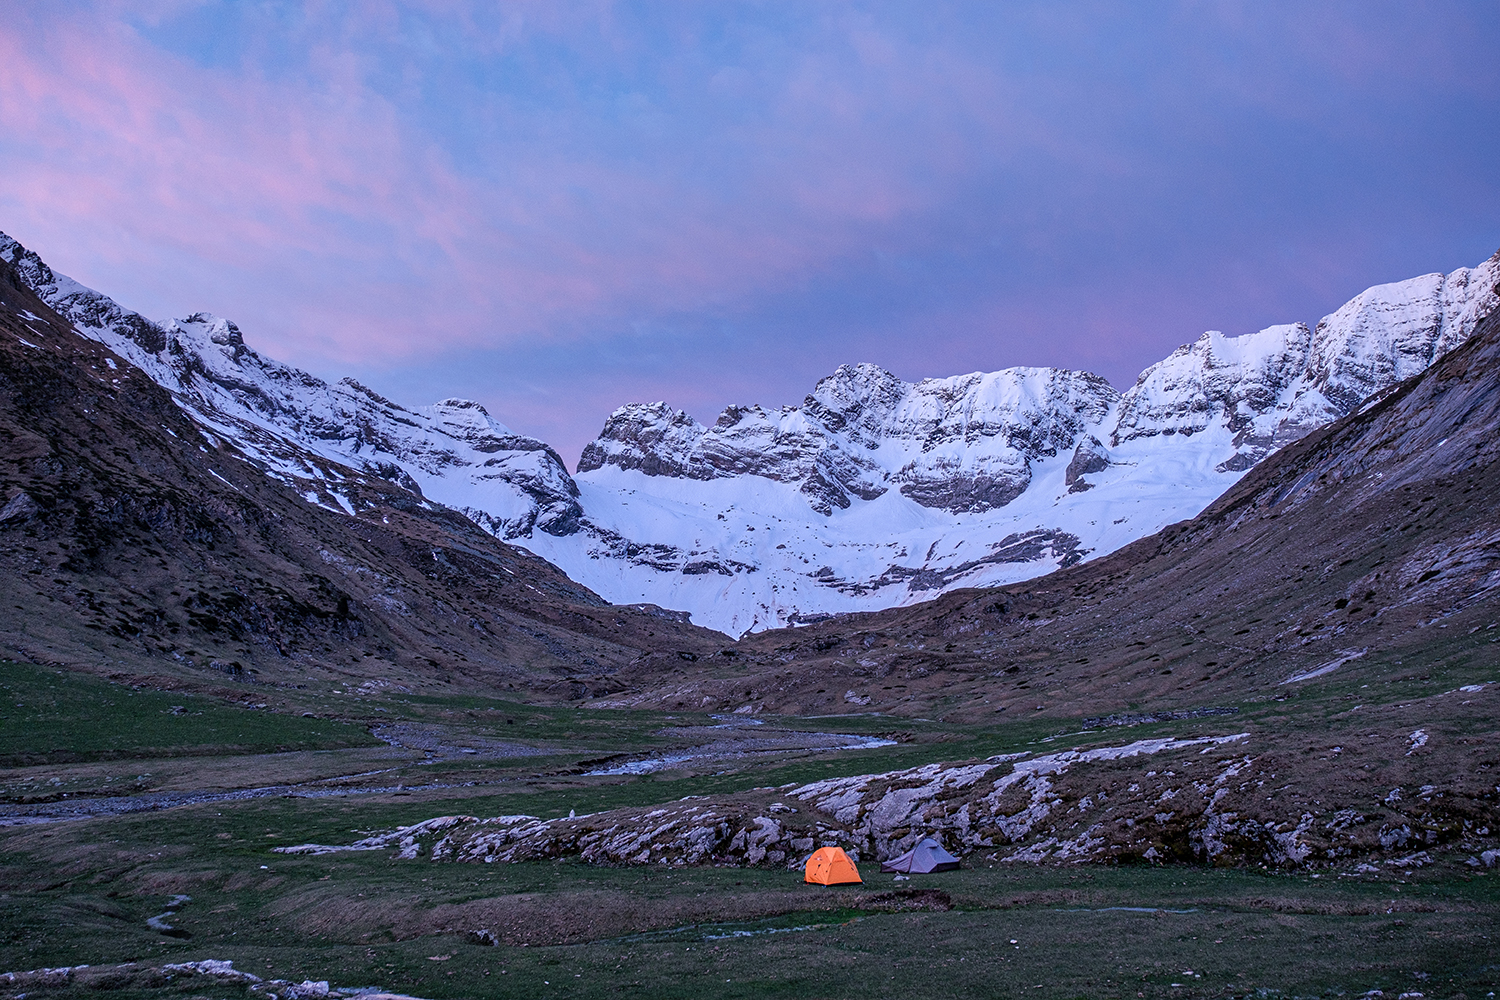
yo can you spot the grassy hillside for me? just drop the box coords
[0,661,381,765]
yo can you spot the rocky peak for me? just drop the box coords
[0,232,56,288]
[0,232,172,356]
[1305,263,1499,411]
[714,403,769,430]
[803,363,908,442]
[429,398,513,440]
[175,312,246,348]
[902,367,1117,452]
[1112,323,1314,447]
[577,402,712,479]
[1111,252,1500,464]
[578,363,1122,516]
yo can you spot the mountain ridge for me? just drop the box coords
[0,233,585,540]
[531,251,1496,631]
[3,229,1495,635]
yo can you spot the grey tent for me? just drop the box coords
[880,837,960,873]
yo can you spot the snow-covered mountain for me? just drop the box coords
[1113,265,1497,460]
[0,234,582,539]
[4,229,1495,635]
[525,254,1498,634]
[578,365,1118,515]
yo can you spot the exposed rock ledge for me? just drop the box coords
[277,733,1499,871]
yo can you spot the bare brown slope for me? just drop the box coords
[0,257,722,698]
[611,299,1500,718]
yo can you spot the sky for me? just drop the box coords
[2,1,1498,466]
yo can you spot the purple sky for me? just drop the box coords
[3,2,1498,465]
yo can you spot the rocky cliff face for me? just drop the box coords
[1112,264,1498,470]
[0,233,582,540]
[581,364,1120,515]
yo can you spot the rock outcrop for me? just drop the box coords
[279,727,1499,871]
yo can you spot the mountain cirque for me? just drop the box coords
[541,255,1499,633]
[6,230,1494,634]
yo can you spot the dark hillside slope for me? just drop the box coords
[0,257,721,699]
[616,298,1500,719]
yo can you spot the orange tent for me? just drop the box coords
[804,846,862,885]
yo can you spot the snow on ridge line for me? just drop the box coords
[3,229,1496,634]
[0,231,584,539]
[577,363,1119,517]
[523,250,1498,631]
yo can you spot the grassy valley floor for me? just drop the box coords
[2,660,1497,999]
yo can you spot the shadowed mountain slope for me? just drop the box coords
[0,256,722,698]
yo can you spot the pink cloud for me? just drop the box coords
[1,5,1072,374]
[5,0,1481,470]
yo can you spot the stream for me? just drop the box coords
[586,730,897,775]
[0,719,897,824]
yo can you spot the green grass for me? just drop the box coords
[2,657,1498,998]
[2,821,1496,999]
[0,661,381,763]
